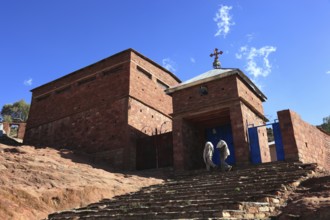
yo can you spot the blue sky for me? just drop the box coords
[1,0,329,125]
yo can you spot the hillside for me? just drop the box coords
[0,136,329,219]
[0,136,164,220]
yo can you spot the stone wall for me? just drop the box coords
[278,109,330,170]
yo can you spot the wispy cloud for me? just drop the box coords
[214,5,234,38]
[190,57,196,63]
[326,70,330,74]
[236,46,277,78]
[23,78,33,86]
[162,58,176,73]
[246,33,255,42]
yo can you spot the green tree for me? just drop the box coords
[320,115,330,133]
[1,99,30,122]
[2,115,12,123]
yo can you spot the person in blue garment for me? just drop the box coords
[203,140,232,171]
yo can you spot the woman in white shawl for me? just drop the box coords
[203,141,217,171]
[203,140,231,171]
[216,140,232,171]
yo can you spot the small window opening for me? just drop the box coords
[199,85,208,96]
[35,94,51,101]
[157,79,169,89]
[77,76,96,86]
[103,65,123,76]
[55,86,71,94]
[137,66,152,79]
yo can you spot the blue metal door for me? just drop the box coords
[272,122,285,161]
[205,124,236,166]
[248,127,262,164]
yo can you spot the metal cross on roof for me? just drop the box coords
[210,48,223,69]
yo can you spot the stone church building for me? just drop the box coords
[24,48,330,170]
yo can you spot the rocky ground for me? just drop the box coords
[0,135,329,220]
[277,169,330,219]
[0,136,165,220]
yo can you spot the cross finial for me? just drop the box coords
[210,48,223,69]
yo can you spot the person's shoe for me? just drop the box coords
[225,165,232,171]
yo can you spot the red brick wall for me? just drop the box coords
[129,53,179,116]
[1,122,26,139]
[278,109,330,170]
[172,118,203,170]
[233,102,270,164]
[236,77,264,114]
[24,49,180,170]
[127,97,173,168]
[2,122,10,135]
[31,51,131,97]
[172,75,239,114]
[16,123,26,139]
[130,52,179,89]
[171,74,267,169]
[128,98,172,135]
[27,53,131,129]
[25,98,129,168]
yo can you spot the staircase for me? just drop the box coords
[47,162,317,219]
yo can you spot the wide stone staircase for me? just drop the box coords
[47,162,317,219]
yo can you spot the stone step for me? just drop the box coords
[113,184,284,203]
[164,169,313,187]
[48,208,262,220]
[170,163,315,180]
[136,176,304,194]
[47,162,318,220]
[159,175,312,193]
[79,200,273,213]
[50,199,275,220]
[82,200,241,211]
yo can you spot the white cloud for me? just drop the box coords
[190,57,196,63]
[162,58,176,73]
[326,70,330,74]
[236,45,277,78]
[246,33,255,42]
[214,5,235,38]
[23,78,33,86]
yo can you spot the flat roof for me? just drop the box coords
[165,68,267,101]
[31,48,181,92]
